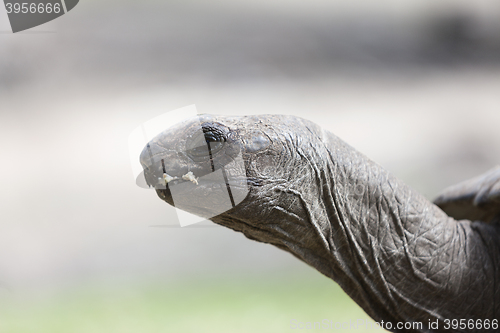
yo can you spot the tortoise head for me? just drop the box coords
[139,114,297,222]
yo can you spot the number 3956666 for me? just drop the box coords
[5,3,61,14]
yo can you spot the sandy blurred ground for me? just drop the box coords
[0,0,499,326]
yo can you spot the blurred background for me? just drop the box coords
[1,0,500,332]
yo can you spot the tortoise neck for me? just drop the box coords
[305,132,500,326]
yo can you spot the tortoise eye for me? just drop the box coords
[186,129,225,158]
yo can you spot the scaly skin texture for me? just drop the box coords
[141,114,500,333]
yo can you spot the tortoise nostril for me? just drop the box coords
[139,142,167,170]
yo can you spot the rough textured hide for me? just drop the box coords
[140,115,500,333]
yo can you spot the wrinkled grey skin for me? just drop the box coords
[140,114,500,333]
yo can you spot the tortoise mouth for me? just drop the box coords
[155,172,249,204]
[154,179,222,205]
[155,176,249,220]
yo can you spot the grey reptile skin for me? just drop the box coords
[140,114,500,333]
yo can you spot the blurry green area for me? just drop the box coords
[0,274,384,333]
